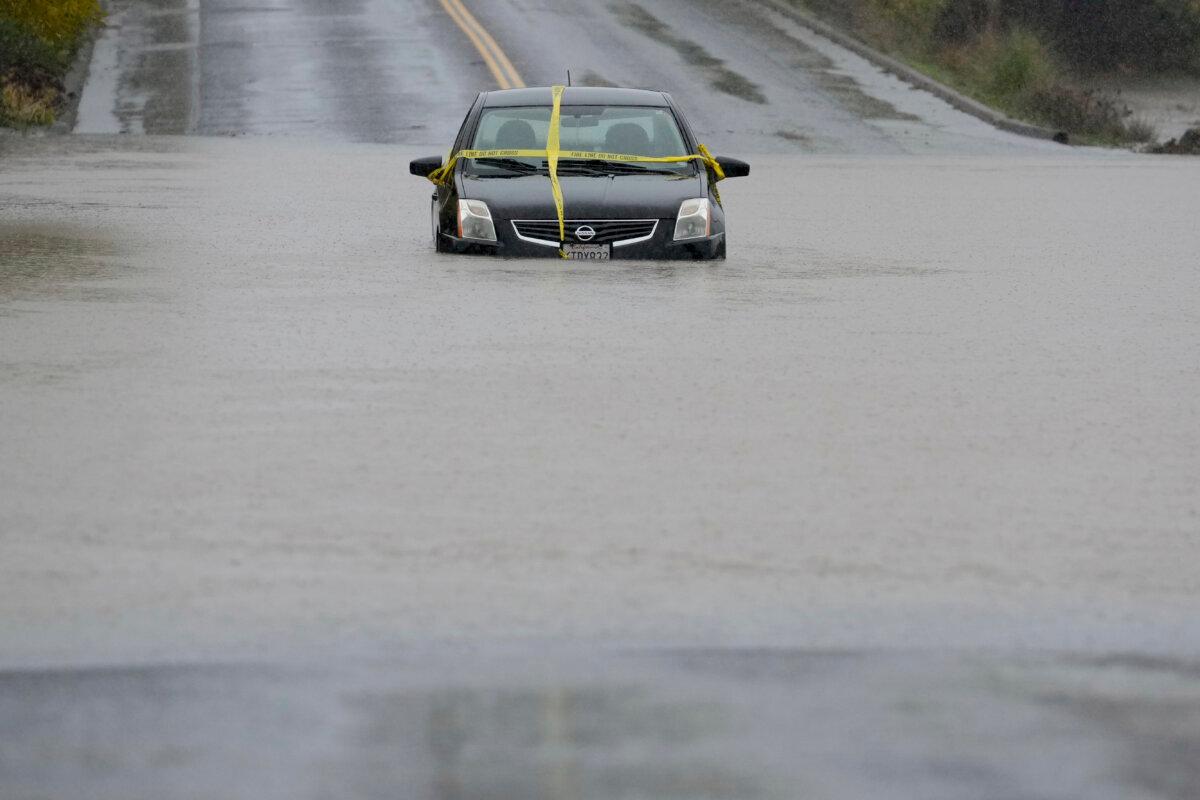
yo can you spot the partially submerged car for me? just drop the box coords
[410,86,749,260]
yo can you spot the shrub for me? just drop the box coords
[0,79,57,126]
[983,28,1054,99]
[1022,84,1139,141]
[0,0,103,128]
[0,19,68,83]
[0,0,103,56]
[866,0,954,47]
[1000,0,1200,74]
[931,0,992,44]
[1124,117,1158,144]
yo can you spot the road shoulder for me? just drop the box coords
[761,0,1065,143]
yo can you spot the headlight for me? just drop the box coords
[673,198,711,241]
[457,199,496,242]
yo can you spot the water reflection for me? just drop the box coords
[0,224,122,299]
[342,683,757,800]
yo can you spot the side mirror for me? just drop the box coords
[715,157,750,178]
[410,155,443,178]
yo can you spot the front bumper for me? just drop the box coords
[438,221,724,260]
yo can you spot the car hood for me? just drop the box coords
[460,173,703,220]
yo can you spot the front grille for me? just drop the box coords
[511,219,658,247]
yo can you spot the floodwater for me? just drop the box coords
[4,0,1200,793]
[3,138,1198,669]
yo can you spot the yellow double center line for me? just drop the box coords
[437,0,525,89]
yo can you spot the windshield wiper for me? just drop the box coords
[471,157,544,175]
[471,157,684,178]
[559,158,683,176]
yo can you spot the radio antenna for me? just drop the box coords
[567,69,572,87]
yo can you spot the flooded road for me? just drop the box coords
[4,0,1200,795]
[4,136,1198,666]
[2,137,1199,799]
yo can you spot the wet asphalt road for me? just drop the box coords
[4,0,1200,798]
[75,0,1063,153]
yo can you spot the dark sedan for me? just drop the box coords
[410,86,749,260]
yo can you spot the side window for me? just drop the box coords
[473,114,500,148]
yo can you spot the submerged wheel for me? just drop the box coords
[716,238,727,259]
[433,200,451,253]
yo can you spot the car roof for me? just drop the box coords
[481,86,671,108]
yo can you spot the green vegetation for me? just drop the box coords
[798,0,1200,145]
[0,0,104,128]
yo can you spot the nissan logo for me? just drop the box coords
[574,225,596,242]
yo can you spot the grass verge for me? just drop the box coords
[790,0,1200,146]
[0,0,104,129]
[922,27,1155,145]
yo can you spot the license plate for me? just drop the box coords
[562,243,610,261]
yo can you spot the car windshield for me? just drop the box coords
[464,105,695,176]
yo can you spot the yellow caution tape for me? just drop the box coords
[547,85,566,256]
[425,86,727,256]
[428,147,724,178]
